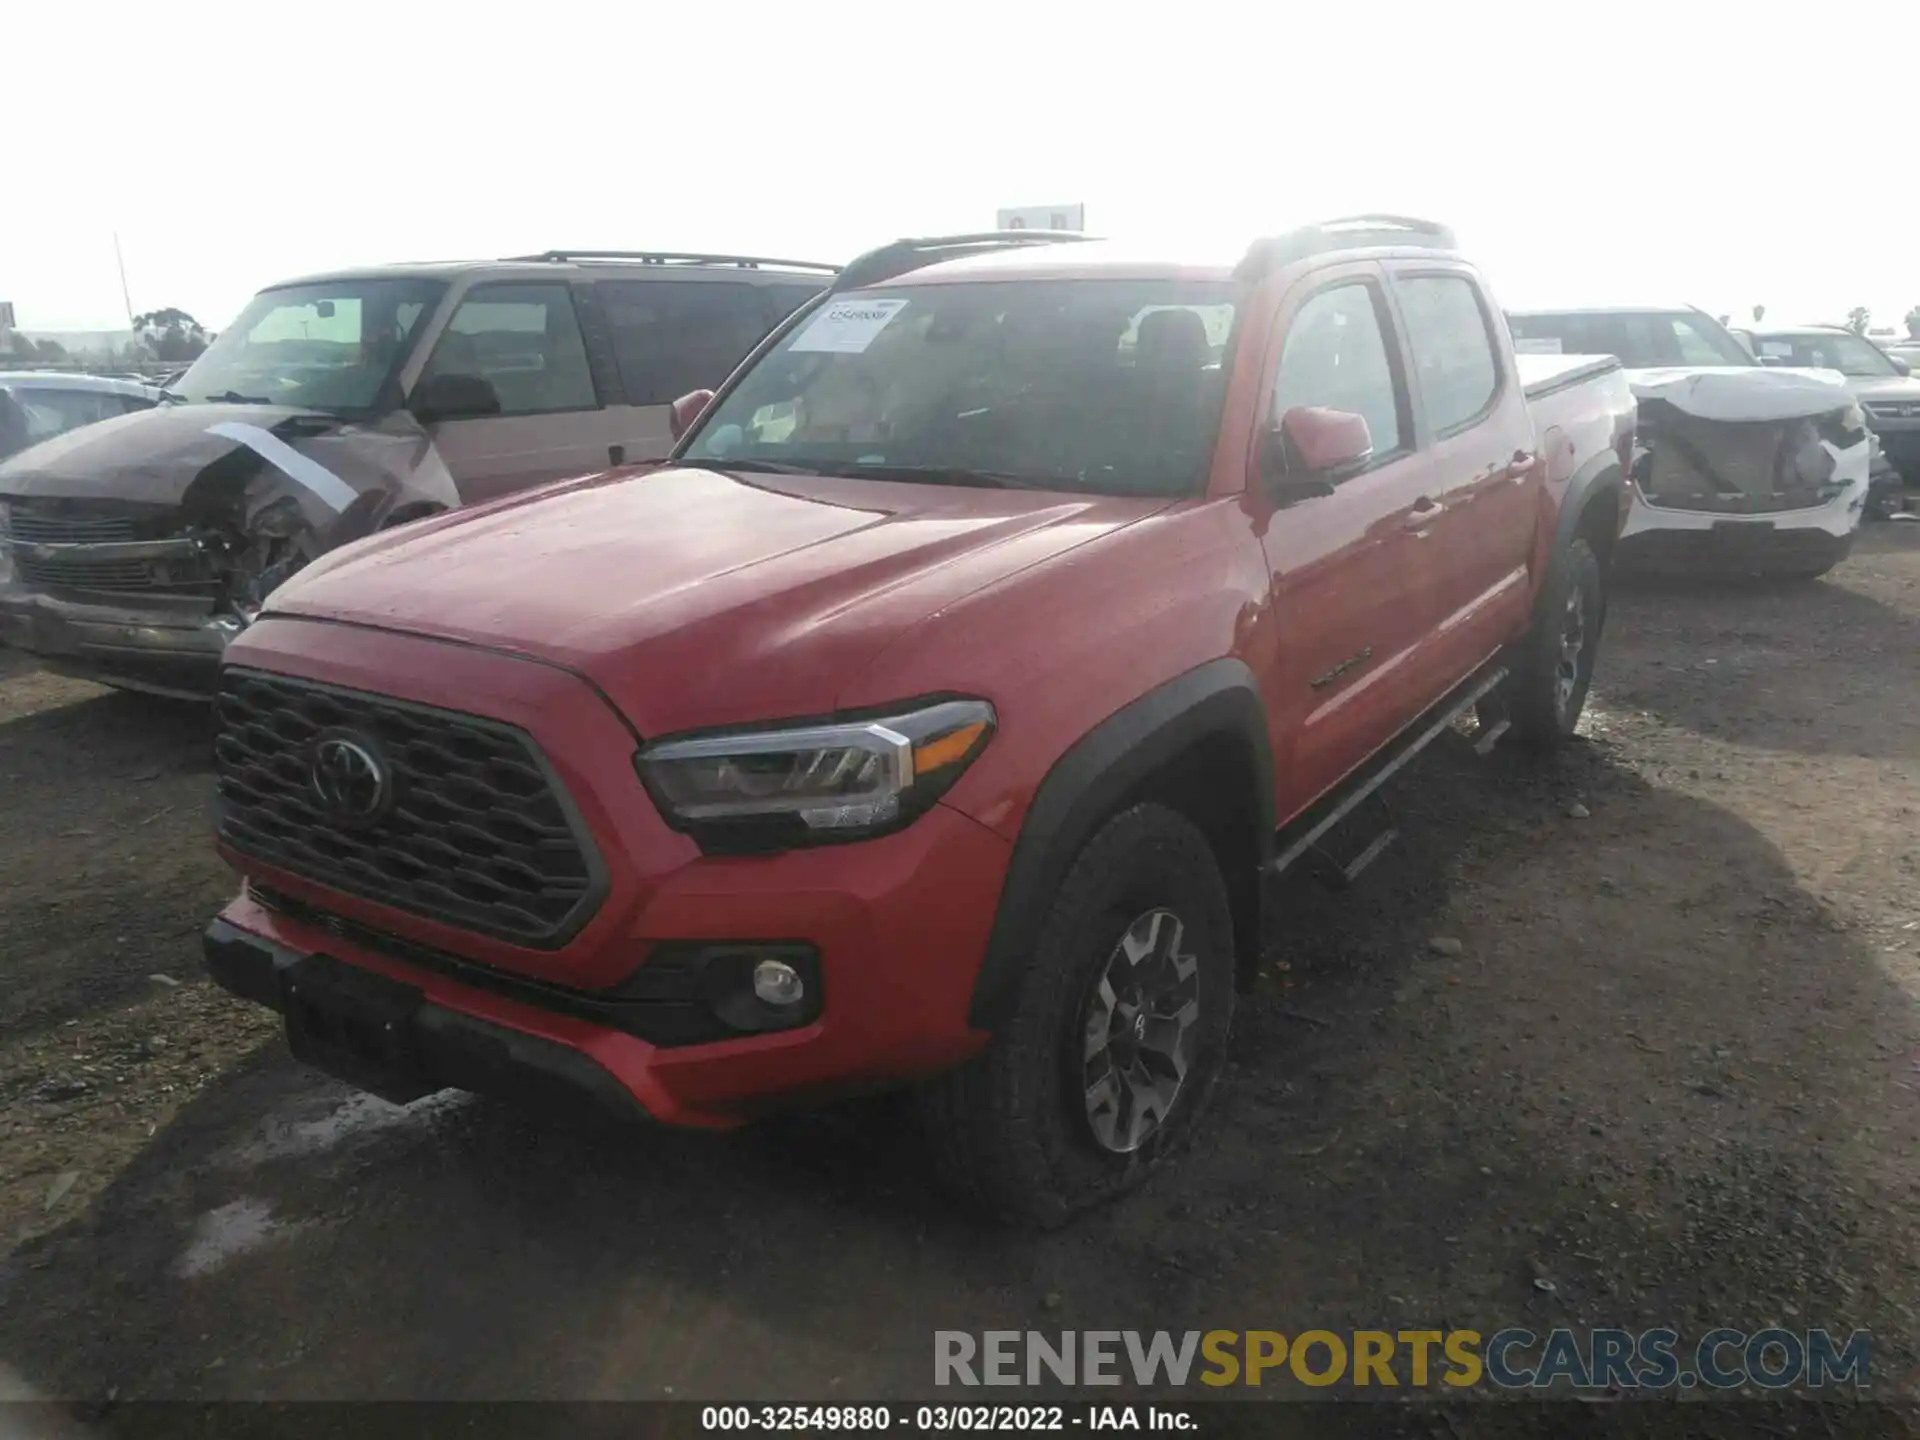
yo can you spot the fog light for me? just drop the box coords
[753,958,806,1007]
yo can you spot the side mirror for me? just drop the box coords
[1262,406,1374,499]
[408,372,501,424]
[1893,357,1912,377]
[669,389,716,441]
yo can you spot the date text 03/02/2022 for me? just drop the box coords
[700,1406,1194,1432]
[933,1327,1874,1391]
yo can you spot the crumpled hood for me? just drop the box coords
[0,401,458,541]
[267,464,1164,734]
[1845,374,1920,404]
[1625,366,1854,423]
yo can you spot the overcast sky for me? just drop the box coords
[8,0,1918,334]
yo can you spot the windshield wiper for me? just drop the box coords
[816,463,1037,489]
[203,390,274,405]
[680,457,818,475]
[156,388,188,404]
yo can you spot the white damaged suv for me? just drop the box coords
[1508,306,1869,580]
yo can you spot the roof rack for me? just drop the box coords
[504,250,841,274]
[1234,214,1456,282]
[832,231,1095,291]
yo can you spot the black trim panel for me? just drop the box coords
[967,658,1274,1030]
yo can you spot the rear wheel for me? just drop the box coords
[1509,537,1604,748]
[920,802,1237,1227]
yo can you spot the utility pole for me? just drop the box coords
[112,232,135,327]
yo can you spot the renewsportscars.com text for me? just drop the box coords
[934,1328,1872,1391]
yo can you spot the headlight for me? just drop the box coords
[636,698,995,850]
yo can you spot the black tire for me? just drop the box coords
[1509,536,1604,749]
[919,802,1237,1227]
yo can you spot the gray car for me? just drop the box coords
[0,372,163,462]
[1735,325,1920,486]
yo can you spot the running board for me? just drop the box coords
[1269,664,1510,878]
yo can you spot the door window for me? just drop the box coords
[422,283,597,416]
[1273,283,1407,459]
[1397,274,1500,436]
[598,281,781,406]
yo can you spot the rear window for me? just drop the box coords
[600,280,816,407]
[683,279,1239,497]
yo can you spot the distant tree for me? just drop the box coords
[1846,307,1871,335]
[33,338,69,360]
[1751,304,1766,323]
[131,307,210,363]
[1906,305,1920,339]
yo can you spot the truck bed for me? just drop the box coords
[1516,351,1622,401]
[1516,351,1636,487]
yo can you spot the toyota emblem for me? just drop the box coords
[310,731,391,825]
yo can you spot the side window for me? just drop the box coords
[1667,317,1740,365]
[762,283,826,332]
[598,281,776,407]
[422,283,597,416]
[1273,283,1407,458]
[1397,275,1500,436]
[18,389,118,441]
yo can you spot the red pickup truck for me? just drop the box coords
[203,218,1636,1224]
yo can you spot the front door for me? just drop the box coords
[413,281,627,503]
[1253,268,1449,819]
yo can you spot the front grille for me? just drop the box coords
[1,510,139,544]
[14,555,214,593]
[215,669,604,947]
[2,501,214,594]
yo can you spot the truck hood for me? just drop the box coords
[265,464,1165,734]
[1624,366,1854,423]
[0,400,459,539]
[1844,374,1920,404]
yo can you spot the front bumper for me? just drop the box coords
[0,581,234,697]
[204,916,657,1117]
[205,618,1015,1125]
[1617,434,1868,573]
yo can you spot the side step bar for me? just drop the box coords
[1269,663,1509,878]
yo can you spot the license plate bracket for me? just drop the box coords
[1710,519,1778,549]
[281,954,434,1104]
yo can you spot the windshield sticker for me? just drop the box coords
[1513,337,1563,355]
[789,298,909,354]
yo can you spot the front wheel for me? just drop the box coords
[920,803,1237,1227]
[1509,536,1604,748]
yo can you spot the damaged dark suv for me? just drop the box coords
[0,249,836,698]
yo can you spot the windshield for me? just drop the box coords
[1508,311,1755,369]
[681,279,1240,497]
[172,277,447,414]
[1750,332,1899,377]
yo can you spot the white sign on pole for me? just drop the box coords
[995,204,1085,233]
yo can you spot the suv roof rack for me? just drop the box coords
[1234,214,1456,282]
[832,231,1095,291]
[504,250,841,274]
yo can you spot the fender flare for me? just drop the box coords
[1551,450,1624,578]
[967,657,1275,1030]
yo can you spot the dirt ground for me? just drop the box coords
[1,528,1918,1424]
